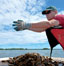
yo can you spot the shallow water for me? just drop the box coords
[0,50,64,58]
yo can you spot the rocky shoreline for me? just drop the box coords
[0,53,64,66]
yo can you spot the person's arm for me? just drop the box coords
[13,19,59,32]
[28,21,51,32]
[28,19,60,32]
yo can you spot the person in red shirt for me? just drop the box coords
[53,15,64,27]
[13,6,64,55]
[13,6,64,32]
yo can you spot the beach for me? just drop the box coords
[0,50,64,66]
[0,57,64,66]
[0,57,10,66]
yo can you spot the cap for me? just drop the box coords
[42,6,57,14]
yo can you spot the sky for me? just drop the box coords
[0,0,64,49]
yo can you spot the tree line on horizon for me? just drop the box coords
[0,48,61,50]
[0,48,50,50]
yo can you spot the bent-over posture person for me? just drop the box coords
[13,6,64,58]
[13,6,64,32]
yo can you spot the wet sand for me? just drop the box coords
[0,61,8,66]
[52,57,64,62]
[0,57,11,66]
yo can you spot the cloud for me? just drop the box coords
[0,0,49,47]
[0,30,48,44]
[58,10,64,14]
[25,0,46,15]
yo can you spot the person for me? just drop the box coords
[12,6,64,58]
[12,6,64,32]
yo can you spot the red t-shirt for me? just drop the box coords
[53,15,64,27]
[51,15,64,49]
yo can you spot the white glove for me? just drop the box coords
[12,20,31,31]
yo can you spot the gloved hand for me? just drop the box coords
[12,20,31,31]
[12,20,25,31]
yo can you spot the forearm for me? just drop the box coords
[28,21,51,32]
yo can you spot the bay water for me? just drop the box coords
[0,50,64,58]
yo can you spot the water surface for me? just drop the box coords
[0,50,64,58]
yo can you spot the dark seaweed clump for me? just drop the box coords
[2,53,64,66]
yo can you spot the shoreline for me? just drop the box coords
[0,57,64,66]
[0,57,64,62]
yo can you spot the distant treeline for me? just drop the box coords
[0,48,25,50]
[0,48,61,50]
